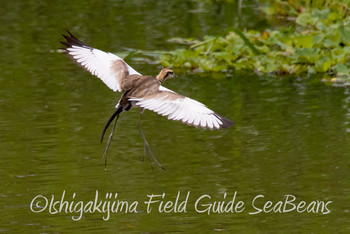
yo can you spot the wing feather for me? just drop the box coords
[159,103,174,116]
[61,31,140,92]
[130,86,234,130]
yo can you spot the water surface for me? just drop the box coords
[0,0,349,233]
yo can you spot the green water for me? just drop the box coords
[0,0,349,232]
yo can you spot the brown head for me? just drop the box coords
[156,68,177,83]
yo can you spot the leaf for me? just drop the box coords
[295,48,318,57]
[315,57,333,72]
[311,9,330,20]
[231,28,261,55]
[316,22,327,31]
[323,39,338,48]
[333,64,350,76]
[182,50,198,59]
[293,35,314,48]
[339,24,350,45]
[296,12,312,26]
[312,35,323,46]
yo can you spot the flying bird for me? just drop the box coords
[60,31,234,169]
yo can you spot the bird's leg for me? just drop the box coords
[137,109,147,159]
[137,109,165,171]
[103,114,119,169]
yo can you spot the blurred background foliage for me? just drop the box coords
[140,0,350,86]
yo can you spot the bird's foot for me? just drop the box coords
[138,126,165,171]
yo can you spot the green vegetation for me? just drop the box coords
[156,0,350,85]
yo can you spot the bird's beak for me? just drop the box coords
[174,73,178,78]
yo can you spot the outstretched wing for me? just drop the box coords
[130,86,234,130]
[60,31,140,92]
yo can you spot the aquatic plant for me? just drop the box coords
[157,1,350,86]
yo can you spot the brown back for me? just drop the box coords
[122,75,161,99]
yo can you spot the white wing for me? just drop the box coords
[61,31,140,92]
[130,86,234,130]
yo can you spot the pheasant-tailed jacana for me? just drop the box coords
[60,31,234,169]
